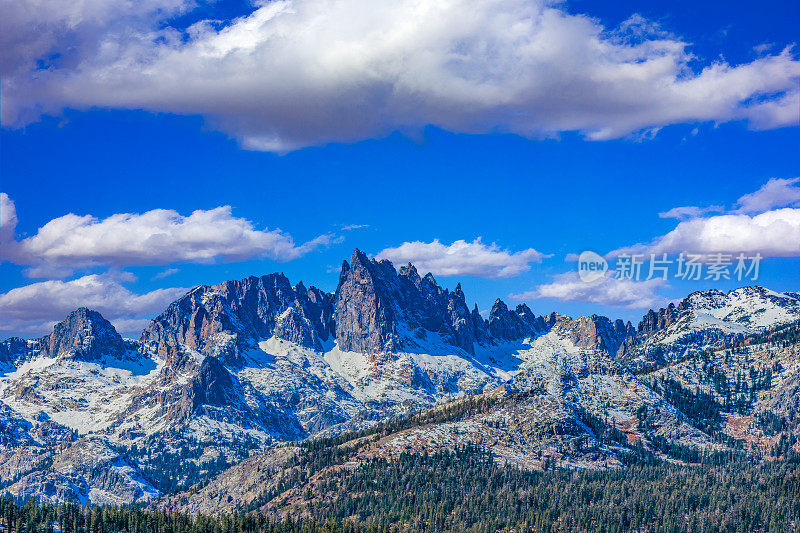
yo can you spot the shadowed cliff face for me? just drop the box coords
[46,307,128,361]
[0,308,128,364]
[334,249,502,355]
[140,273,334,370]
[333,250,400,354]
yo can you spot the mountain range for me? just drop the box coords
[1,249,799,507]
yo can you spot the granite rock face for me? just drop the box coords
[46,308,128,361]
[488,299,538,341]
[537,313,635,356]
[638,302,681,336]
[334,251,400,353]
[0,308,129,364]
[141,273,335,369]
[334,249,501,355]
[169,356,252,420]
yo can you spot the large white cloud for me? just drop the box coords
[1,0,798,151]
[616,179,800,257]
[615,209,800,258]
[0,194,333,277]
[512,272,668,309]
[376,238,546,278]
[0,273,189,336]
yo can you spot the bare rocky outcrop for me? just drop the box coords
[0,308,129,364]
[488,299,535,340]
[334,250,401,353]
[141,273,334,369]
[45,308,128,361]
[5,437,157,505]
[334,249,491,354]
[167,356,253,421]
[0,337,29,366]
[638,302,681,336]
[548,314,635,356]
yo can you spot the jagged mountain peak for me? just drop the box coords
[453,283,465,302]
[621,285,800,370]
[47,307,127,361]
[398,262,420,280]
[334,249,492,355]
[141,272,335,369]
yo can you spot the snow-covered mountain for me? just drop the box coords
[0,249,798,505]
[620,287,800,370]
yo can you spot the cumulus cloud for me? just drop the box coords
[512,272,668,309]
[617,179,800,257]
[0,194,333,277]
[2,0,798,151]
[615,209,800,257]
[0,273,189,337]
[376,238,546,278]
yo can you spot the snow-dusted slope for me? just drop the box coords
[620,287,800,370]
[687,287,800,328]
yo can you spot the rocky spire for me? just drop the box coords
[334,249,400,353]
[454,283,465,302]
[46,308,127,361]
[515,303,546,333]
[638,302,679,335]
[472,304,490,344]
[333,250,486,354]
[488,299,531,340]
[445,284,476,354]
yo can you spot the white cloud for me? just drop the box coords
[152,267,180,280]
[109,318,156,337]
[658,205,724,220]
[616,179,800,258]
[615,208,800,257]
[0,194,333,277]
[2,0,798,151]
[376,238,546,278]
[341,224,369,231]
[0,273,189,337]
[733,177,800,214]
[0,193,18,245]
[512,272,668,309]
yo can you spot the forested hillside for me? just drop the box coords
[4,448,800,533]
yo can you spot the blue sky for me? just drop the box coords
[0,0,798,338]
